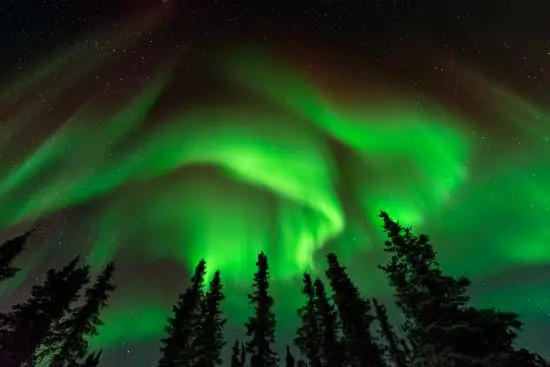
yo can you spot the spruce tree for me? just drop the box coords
[313,279,344,367]
[78,351,102,367]
[325,253,385,367]
[372,298,406,367]
[379,210,469,363]
[193,270,226,367]
[231,339,243,367]
[245,252,278,367]
[0,257,89,367]
[294,273,321,367]
[0,230,32,283]
[47,262,116,366]
[158,259,206,367]
[240,341,246,367]
[379,211,548,366]
[285,346,295,367]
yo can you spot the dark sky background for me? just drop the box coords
[1,0,550,365]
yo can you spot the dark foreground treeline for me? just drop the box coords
[0,213,547,367]
[0,228,115,367]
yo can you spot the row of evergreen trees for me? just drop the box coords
[0,231,115,367]
[0,212,547,366]
[157,212,549,367]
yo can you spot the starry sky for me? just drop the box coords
[1,0,549,365]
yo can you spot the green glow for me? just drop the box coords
[224,49,470,226]
[91,300,170,348]
[0,72,170,227]
[0,44,549,359]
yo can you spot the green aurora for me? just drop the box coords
[1,43,549,362]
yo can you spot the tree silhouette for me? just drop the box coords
[372,298,407,367]
[47,262,115,366]
[193,270,226,367]
[294,273,321,367]
[379,211,468,362]
[379,211,547,366]
[230,339,244,367]
[0,230,32,283]
[285,346,295,367]
[325,253,385,367]
[79,351,102,367]
[240,341,246,367]
[158,259,206,367]
[0,212,543,367]
[245,252,278,367]
[0,257,89,367]
[313,279,344,367]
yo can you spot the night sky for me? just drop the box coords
[1,0,550,365]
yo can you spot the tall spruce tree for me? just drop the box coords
[240,341,246,367]
[313,279,344,367]
[285,346,295,367]
[193,270,226,367]
[230,339,243,367]
[294,273,321,367]
[0,257,89,367]
[379,211,548,367]
[379,210,469,362]
[0,230,32,283]
[47,262,115,366]
[245,252,278,367]
[158,259,206,367]
[325,253,385,367]
[372,298,407,367]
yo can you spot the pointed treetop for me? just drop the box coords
[0,229,33,281]
[286,345,296,367]
[158,259,207,367]
[231,339,241,367]
[245,252,278,367]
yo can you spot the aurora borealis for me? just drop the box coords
[1,0,549,365]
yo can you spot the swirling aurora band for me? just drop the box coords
[0,45,549,361]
